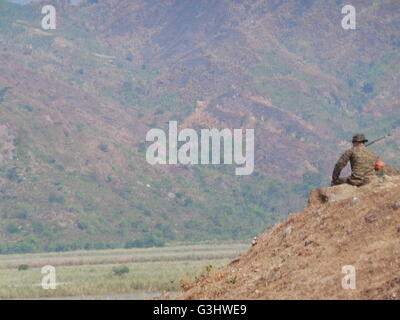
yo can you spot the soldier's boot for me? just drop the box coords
[331,177,349,186]
[347,177,370,187]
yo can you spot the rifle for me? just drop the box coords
[366,133,392,147]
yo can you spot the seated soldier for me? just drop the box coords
[331,134,377,186]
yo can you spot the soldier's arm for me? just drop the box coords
[332,150,352,182]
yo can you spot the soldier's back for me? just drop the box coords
[349,145,376,180]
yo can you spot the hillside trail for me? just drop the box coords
[179,175,400,300]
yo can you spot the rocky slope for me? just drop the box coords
[180,175,400,299]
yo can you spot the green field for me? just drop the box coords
[0,242,249,299]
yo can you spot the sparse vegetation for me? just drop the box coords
[0,243,247,299]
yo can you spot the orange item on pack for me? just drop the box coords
[375,157,385,170]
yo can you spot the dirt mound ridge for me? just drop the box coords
[180,176,400,300]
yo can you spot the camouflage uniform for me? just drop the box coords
[332,134,377,187]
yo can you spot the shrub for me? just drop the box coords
[18,264,29,271]
[137,142,146,153]
[77,221,88,230]
[6,167,21,182]
[15,210,28,220]
[183,198,193,207]
[143,209,151,216]
[175,192,184,199]
[76,123,85,132]
[9,241,35,253]
[122,81,133,91]
[112,265,129,276]
[32,221,44,234]
[0,87,11,103]
[362,82,374,93]
[126,53,133,62]
[48,193,65,204]
[124,234,165,248]
[5,222,19,234]
[21,104,34,112]
[98,144,109,152]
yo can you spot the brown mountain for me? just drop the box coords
[0,0,399,253]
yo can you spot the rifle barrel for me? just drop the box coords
[366,134,392,147]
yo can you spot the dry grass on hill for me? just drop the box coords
[179,176,400,300]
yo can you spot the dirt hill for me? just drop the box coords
[180,175,400,300]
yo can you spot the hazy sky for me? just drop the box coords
[7,0,37,3]
[8,0,81,4]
